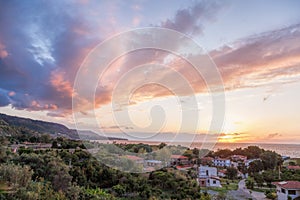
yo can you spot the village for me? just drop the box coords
[7,140,300,200]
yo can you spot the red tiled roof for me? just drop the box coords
[171,155,188,159]
[273,181,300,189]
[287,165,300,170]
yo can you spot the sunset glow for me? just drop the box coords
[0,0,300,144]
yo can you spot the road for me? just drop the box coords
[237,179,267,200]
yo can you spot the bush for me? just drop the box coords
[265,190,277,200]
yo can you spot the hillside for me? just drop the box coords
[0,113,127,140]
[0,113,74,138]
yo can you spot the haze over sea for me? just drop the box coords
[212,143,300,158]
[96,140,300,158]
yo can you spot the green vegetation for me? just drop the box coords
[205,179,238,192]
[264,190,277,200]
[0,130,204,200]
[1,113,300,200]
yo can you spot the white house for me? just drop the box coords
[198,166,221,187]
[213,158,231,167]
[273,181,300,200]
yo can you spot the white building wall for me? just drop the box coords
[276,186,300,200]
[199,166,217,177]
[208,179,221,187]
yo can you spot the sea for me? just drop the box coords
[92,140,300,158]
[212,143,300,158]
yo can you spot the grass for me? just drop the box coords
[203,179,239,192]
[252,187,268,193]
[252,184,276,193]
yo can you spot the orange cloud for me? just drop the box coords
[55,24,300,117]
[50,70,74,98]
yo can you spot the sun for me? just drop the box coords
[218,134,237,143]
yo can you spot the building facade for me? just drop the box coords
[198,166,221,187]
[213,158,231,167]
[273,181,300,200]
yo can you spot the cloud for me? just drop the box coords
[212,23,300,90]
[50,70,74,98]
[0,0,108,115]
[266,133,281,139]
[1,0,299,121]
[0,43,8,59]
[0,91,10,107]
[161,0,225,35]
[0,0,226,117]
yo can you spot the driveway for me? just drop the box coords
[236,179,268,200]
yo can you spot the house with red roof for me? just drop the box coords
[273,181,300,200]
[170,155,189,165]
[200,157,214,166]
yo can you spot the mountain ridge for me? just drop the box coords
[0,113,127,141]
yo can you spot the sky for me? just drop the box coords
[0,0,300,144]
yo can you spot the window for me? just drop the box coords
[206,170,209,176]
[281,188,286,194]
[213,180,216,184]
[201,181,205,185]
[288,190,296,195]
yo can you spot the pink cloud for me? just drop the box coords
[50,70,74,98]
[212,24,300,90]
[0,42,8,58]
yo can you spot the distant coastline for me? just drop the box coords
[91,140,300,158]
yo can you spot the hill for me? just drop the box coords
[0,113,127,141]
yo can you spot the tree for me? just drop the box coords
[244,146,263,159]
[260,151,279,170]
[248,160,264,175]
[158,143,167,149]
[0,163,33,190]
[253,173,264,187]
[238,163,247,175]
[46,157,72,191]
[112,184,126,196]
[226,167,238,180]
[262,170,277,186]
[51,140,58,148]
[214,149,232,158]
[40,134,51,143]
